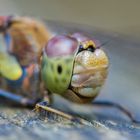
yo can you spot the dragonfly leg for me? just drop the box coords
[92,100,139,123]
[35,100,90,125]
[0,89,36,107]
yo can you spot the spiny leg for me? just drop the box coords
[0,89,36,107]
[35,101,91,125]
[92,100,140,123]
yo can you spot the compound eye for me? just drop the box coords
[87,45,95,52]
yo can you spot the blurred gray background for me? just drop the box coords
[0,0,140,39]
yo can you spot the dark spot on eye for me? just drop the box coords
[87,45,95,52]
[57,65,62,74]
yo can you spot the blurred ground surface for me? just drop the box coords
[0,22,140,140]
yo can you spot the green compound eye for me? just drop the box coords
[41,55,74,95]
[41,35,78,95]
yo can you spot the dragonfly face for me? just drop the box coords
[42,33,109,103]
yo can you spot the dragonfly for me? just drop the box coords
[0,15,138,124]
